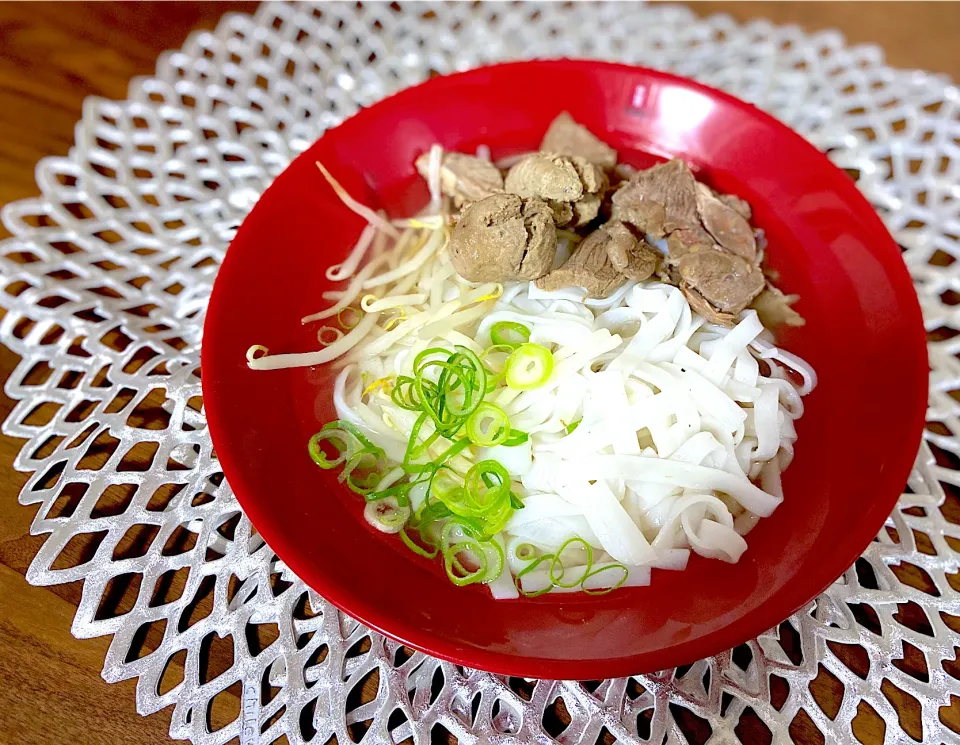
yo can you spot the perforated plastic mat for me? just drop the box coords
[1,3,958,744]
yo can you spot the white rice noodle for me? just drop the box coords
[542,453,782,517]
[480,439,533,476]
[528,282,586,303]
[487,533,519,600]
[549,478,654,566]
[750,337,817,395]
[584,281,636,308]
[519,563,650,594]
[506,515,601,551]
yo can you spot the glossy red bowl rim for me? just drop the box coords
[203,59,928,678]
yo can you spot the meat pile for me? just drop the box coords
[417,113,803,328]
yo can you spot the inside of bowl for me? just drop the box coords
[204,61,926,677]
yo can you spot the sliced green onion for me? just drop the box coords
[308,329,542,590]
[400,527,439,558]
[365,479,414,506]
[403,437,471,474]
[515,554,555,597]
[440,521,504,585]
[412,346,452,371]
[323,420,380,451]
[317,326,344,346]
[440,521,488,586]
[403,412,440,465]
[413,346,486,436]
[549,537,593,588]
[465,402,510,446]
[337,306,361,330]
[364,497,410,534]
[481,536,505,584]
[435,437,472,464]
[446,346,487,418]
[460,460,510,516]
[341,450,386,495]
[412,499,452,529]
[391,376,422,411]
[582,564,629,595]
[309,420,382,471]
[514,542,537,562]
[505,343,554,391]
[502,430,529,447]
[479,343,514,366]
[427,465,462,503]
[399,498,453,559]
[308,430,349,469]
[477,497,513,537]
[490,321,530,349]
[479,343,513,391]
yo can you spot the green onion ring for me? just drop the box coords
[515,554,555,597]
[465,402,510,446]
[582,564,630,595]
[337,306,361,330]
[307,430,349,470]
[505,343,554,390]
[490,321,531,349]
[501,430,529,447]
[549,537,593,588]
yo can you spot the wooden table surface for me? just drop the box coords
[0,3,956,744]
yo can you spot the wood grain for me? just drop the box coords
[0,3,956,744]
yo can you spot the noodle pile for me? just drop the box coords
[247,154,816,599]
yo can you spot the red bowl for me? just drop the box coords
[202,60,927,678]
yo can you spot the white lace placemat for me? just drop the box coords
[2,3,958,744]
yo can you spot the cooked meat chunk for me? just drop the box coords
[571,193,602,227]
[544,198,598,229]
[415,151,503,206]
[569,157,606,194]
[535,226,628,298]
[505,152,605,232]
[657,262,682,287]
[611,159,699,237]
[610,189,666,236]
[681,284,737,327]
[449,194,556,282]
[546,200,575,226]
[677,250,765,325]
[751,284,805,327]
[613,163,638,182]
[717,191,752,221]
[540,111,617,169]
[430,120,802,328]
[505,153,585,202]
[665,227,715,262]
[695,183,757,262]
[603,221,660,281]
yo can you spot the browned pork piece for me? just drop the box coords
[436,112,803,327]
[540,111,618,169]
[448,193,556,282]
[414,151,504,207]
